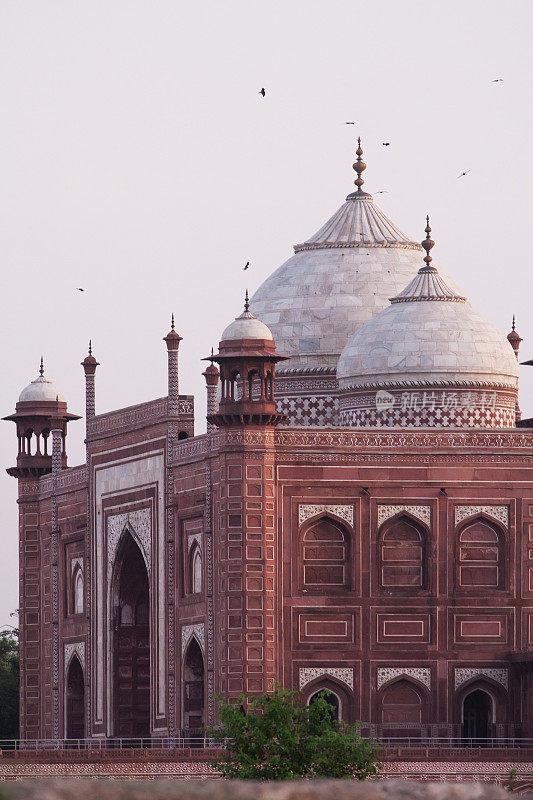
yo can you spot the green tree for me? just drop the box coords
[0,617,19,740]
[210,687,381,781]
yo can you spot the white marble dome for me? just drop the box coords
[249,143,450,374]
[19,374,65,404]
[221,307,273,342]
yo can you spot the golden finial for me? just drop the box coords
[421,215,435,269]
[244,289,250,313]
[353,137,366,193]
[39,356,44,377]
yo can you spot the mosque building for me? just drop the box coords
[6,140,533,742]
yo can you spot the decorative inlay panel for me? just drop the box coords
[455,667,508,690]
[187,532,203,552]
[298,504,354,528]
[454,505,509,527]
[377,505,431,528]
[299,667,354,691]
[107,508,151,582]
[377,667,431,690]
[64,641,85,676]
[182,623,205,656]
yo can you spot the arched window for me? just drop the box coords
[177,431,189,440]
[308,689,341,722]
[458,518,504,589]
[66,655,85,739]
[190,545,202,594]
[379,515,426,589]
[300,516,350,592]
[380,679,427,724]
[183,637,205,730]
[463,689,493,741]
[73,567,84,615]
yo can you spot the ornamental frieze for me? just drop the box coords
[454,505,509,528]
[182,623,205,656]
[377,505,431,528]
[299,667,354,691]
[64,641,85,676]
[454,667,508,690]
[298,504,354,528]
[377,667,431,690]
[107,508,152,582]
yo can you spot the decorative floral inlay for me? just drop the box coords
[377,505,431,528]
[454,505,509,527]
[107,508,151,582]
[182,623,205,656]
[377,667,431,690]
[298,504,354,528]
[299,667,354,691]
[64,641,85,676]
[455,667,508,690]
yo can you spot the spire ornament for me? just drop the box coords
[171,313,175,332]
[244,289,250,313]
[39,357,44,378]
[88,340,92,356]
[353,137,366,193]
[421,215,435,271]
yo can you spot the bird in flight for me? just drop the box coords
[375,190,388,194]
[345,121,355,125]
[491,78,503,82]
[243,262,250,270]
[76,288,85,292]
[382,142,391,146]
[259,88,266,97]
[457,169,471,178]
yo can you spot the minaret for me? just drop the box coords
[202,349,220,435]
[508,316,523,421]
[81,340,99,423]
[164,314,182,418]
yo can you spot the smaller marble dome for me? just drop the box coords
[337,218,519,428]
[221,292,273,342]
[18,360,65,404]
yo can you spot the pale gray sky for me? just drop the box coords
[1,0,532,622]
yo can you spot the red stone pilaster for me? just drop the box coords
[18,488,41,738]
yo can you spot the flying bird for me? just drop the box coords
[243,262,250,270]
[76,288,85,292]
[382,142,391,146]
[457,169,471,178]
[491,78,503,82]
[259,87,265,97]
[345,121,355,125]
[375,190,389,194]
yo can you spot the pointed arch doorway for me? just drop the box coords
[65,655,85,739]
[463,689,492,743]
[112,533,150,738]
[183,637,205,731]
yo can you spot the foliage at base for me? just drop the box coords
[210,688,381,781]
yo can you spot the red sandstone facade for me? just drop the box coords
[5,319,533,743]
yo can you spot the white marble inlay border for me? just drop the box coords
[377,505,431,528]
[454,505,509,527]
[299,667,354,691]
[64,641,85,676]
[377,667,431,690]
[182,623,205,656]
[455,667,508,690]
[70,557,83,576]
[187,532,203,552]
[298,504,354,528]
[107,508,152,582]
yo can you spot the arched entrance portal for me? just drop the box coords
[113,534,150,738]
[183,638,205,731]
[463,689,492,742]
[66,655,85,739]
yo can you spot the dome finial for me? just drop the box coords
[353,137,366,193]
[512,314,516,332]
[39,356,44,378]
[88,339,92,356]
[421,215,435,270]
[244,289,250,313]
[171,313,175,332]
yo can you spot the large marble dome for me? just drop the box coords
[336,219,518,428]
